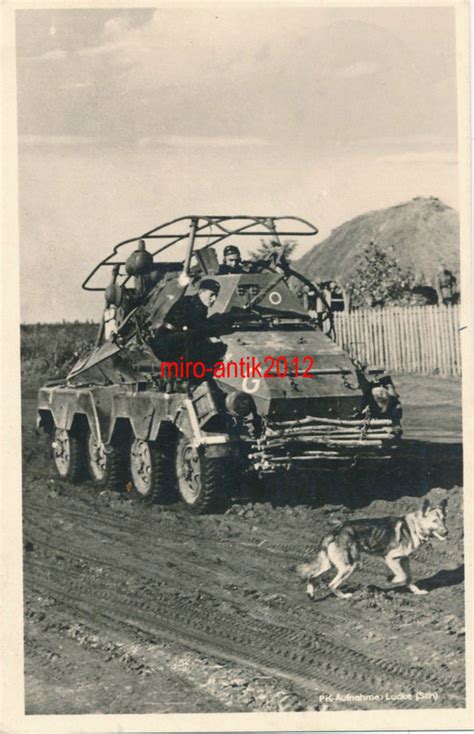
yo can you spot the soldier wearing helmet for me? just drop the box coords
[218,245,246,274]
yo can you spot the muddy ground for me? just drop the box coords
[22,374,465,714]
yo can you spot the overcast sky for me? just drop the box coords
[16,5,459,322]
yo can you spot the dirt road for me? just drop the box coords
[22,375,465,714]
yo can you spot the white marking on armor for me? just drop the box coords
[242,377,261,394]
[269,291,283,305]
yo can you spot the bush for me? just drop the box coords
[347,241,417,308]
[249,238,297,262]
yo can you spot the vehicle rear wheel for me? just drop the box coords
[52,427,86,483]
[130,438,175,503]
[86,430,129,492]
[175,435,228,514]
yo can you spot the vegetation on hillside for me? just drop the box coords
[347,241,417,307]
[21,322,97,390]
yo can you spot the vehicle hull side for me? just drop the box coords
[37,385,232,449]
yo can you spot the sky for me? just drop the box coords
[15,5,459,323]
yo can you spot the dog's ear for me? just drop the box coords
[421,498,430,515]
[439,498,448,516]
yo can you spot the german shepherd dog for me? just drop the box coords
[297,499,448,599]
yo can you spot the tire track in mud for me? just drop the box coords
[25,499,464,665]
[24,599,235,714]
[23,383,466,712]
[23,504,453,667]
[24,497,463,653]
[24,501,464,709]
[25,560,413,710]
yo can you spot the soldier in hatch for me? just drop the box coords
[217,245,246,274]
[151,279,222,366]
[217,243,284,275]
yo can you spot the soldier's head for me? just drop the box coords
[223,244,241,270]
[198,279,220,308]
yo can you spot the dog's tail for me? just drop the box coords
[296,549,329,580]
[297,529,338,580]
[296,560,319,580]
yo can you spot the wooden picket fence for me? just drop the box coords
[333,305,461,377]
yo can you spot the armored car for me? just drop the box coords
[37,215,402,512]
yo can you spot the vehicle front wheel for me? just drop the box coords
[86,430,129,492]
[175,435,229,514]
[51,427,86,483]
[130,438,175,503]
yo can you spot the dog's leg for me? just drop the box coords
[326,541,357,599]
[402,557,428,595]
[384,553,408,585]
[407,584,428,595]
[306,550,331,599]
[328,564,358,598]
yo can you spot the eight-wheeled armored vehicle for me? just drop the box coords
[37,215,402,512]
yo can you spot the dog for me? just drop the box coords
[297,498,448,599]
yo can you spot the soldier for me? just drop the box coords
[217,245,246,274]
[301,282,334,337]
[435,265,458,305]
[165,278,220,330]
[151,279,221,364]
[327,280,345,311]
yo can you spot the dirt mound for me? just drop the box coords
[296,197,459,287]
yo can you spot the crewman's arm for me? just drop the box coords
[160,298,189,332]
[200,312,236,336]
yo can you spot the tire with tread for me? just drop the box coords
[86,430,130,492]
[176,434,229,514]
[52,427,86,483]
[130,438,176,504]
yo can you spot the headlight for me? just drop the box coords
[225,390,255,417]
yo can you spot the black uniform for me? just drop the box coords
[164,293,209,331]
[217,262,246,275]
[152,293,233,375]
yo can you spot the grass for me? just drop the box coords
[21,322,98,390]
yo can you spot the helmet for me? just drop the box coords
[223,245,241,258]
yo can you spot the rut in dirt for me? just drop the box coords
[23,485,465,711]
